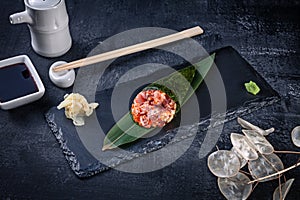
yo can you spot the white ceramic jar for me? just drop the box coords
[9,0,72,57]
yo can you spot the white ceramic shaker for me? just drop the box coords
[9,0,72,57]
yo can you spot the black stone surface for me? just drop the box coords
[0,0,299,199]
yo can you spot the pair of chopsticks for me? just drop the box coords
[52,26,204,72]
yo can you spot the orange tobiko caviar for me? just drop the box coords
[131,89,176,128]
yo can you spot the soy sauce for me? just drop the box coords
[0,63,38,102]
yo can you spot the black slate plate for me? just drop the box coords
[45,46,280,178]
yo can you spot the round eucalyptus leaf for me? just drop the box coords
[273,178,295,200]
[248,153,284,182]
[207,150,240,178]
[231,133,258,160]
[231,147,247,168]
[237,117,274,136]
[218,172,252,200]
[291,126,300,147]
[242,130,274,155]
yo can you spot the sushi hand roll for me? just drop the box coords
[102,54,215,150]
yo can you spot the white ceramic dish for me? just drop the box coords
[0,55,45,110]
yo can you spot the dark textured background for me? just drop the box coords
[0,0,299,199]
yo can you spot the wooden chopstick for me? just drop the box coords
[53,26,204,72]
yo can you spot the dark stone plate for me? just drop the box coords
[45,46,280,178]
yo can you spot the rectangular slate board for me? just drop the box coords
[45,46,280,178]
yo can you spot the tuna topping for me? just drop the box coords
[131,89,176,128]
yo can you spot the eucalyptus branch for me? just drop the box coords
[239,170,251,176]
[261,153,281,172]
[248,162,300,184]
[278,174,282,200]
[274,150,300,155]
[251,182,259,193]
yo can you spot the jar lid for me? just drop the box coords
[26,0,61,9]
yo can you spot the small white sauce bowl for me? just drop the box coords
[0,55,45,110]
[49,61,75,88]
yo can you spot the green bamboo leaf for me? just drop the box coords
[183,53,215,104]
[103,113,154,150]
[102,53,215,151]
